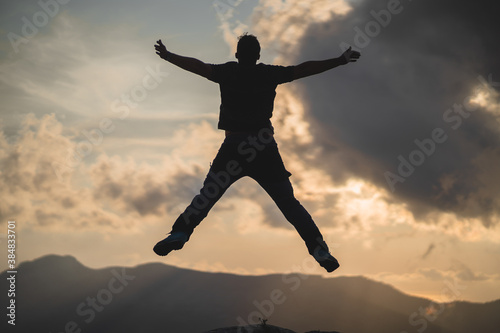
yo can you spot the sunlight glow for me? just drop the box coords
[469,84,500,118]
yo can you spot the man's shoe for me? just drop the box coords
[314,249,340,273]
[153,231,189,256]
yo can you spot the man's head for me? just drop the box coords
[236,33,260,65]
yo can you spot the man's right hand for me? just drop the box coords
[155,39,169,60]
[153,39,212,79]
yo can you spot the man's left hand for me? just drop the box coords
[340,47,361,64]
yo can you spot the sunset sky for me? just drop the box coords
[1,0,499,303]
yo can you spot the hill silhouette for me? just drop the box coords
[204,323,296,332]
[204,323,339,332]
[1,255,499,333]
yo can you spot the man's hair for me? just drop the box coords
[236,33,260,62]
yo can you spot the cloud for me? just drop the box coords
[3,0,499,242]
[252,0,351,60]
[250,0,500,227]
[0,110,413,238]
[0,5,226,232]
[372,266,500,302]
[0,113,221,232]
[0,0,415,239]
[450,260,491,282]
[417,267,445,281]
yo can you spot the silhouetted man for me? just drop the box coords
[153,34,360,272]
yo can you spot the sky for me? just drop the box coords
[1,0,500,303]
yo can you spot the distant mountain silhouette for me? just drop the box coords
[1,255,499,333]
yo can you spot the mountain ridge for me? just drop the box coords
[1,254,499,333]
[12,254,416,299]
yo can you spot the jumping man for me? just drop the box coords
[153,34,360,272]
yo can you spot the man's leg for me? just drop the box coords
[171,168,239,237]
[258,179,339,272]
[154,136,244,256]
[154,168,239,256]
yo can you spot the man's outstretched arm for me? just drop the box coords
[293,47,361,80]
[155,39,212,79]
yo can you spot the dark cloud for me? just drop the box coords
[90,157,207,218]
[0,112,216,230]
[452,261,490,282]
[280,0,500,225]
